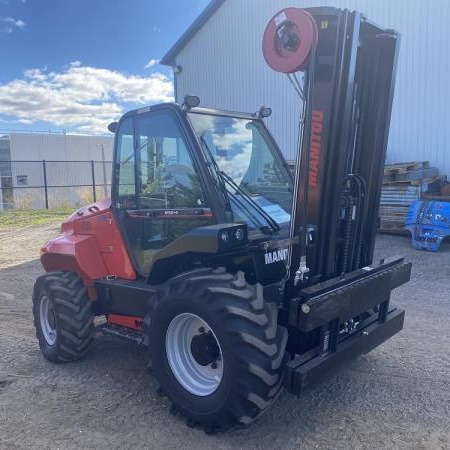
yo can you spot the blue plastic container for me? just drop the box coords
[405,200,450,251]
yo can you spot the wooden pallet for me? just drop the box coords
[384,161,429,175]
[378,228,409,236]
[394,167,438,181]
[421,194,450,201]
[410,175,446,187]
[384,174,442,185]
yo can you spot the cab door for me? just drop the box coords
[113,108,214,275]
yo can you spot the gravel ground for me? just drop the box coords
[0,225,449,449]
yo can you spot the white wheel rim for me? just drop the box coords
[40,295,57,346]
[166,313,223,396]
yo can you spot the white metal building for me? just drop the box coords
[9,132,113,162]
[0,133,113,210]
[162,0,450,177]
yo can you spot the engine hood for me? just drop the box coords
[62,198,112,230]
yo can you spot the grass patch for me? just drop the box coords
[0,209,74,229]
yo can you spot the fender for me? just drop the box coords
[41,199,136,299]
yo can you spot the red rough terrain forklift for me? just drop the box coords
[33,7,411,432]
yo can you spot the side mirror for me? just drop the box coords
[257,106,272,119]
[108,122,118,133]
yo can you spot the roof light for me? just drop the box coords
[183,95,200,110]
[257,106,272,119]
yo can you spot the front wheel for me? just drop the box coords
[149,268,288,432]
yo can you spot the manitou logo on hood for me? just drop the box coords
[264,248,288,265]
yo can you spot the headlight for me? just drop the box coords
[217,224,248,250]
[235,228,245,241]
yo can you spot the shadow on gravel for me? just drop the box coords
[0,258,42,278]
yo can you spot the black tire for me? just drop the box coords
[32,271,94,363]
[148,267,288,432]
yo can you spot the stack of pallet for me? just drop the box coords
[379,161,447,234]
[285,160,448,234]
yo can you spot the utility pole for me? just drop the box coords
[95,143,108,199]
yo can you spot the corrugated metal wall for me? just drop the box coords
[9,133,113,162]
[6,134,114,209]
[174,0,450,176]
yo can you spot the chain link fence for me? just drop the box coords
[0,160,113,210]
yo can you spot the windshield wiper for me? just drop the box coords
[199,137,232,213]
[218,171,281,234]
[199,136,279,234]
[227,193,269,230]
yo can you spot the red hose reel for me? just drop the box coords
[263,8,318,73]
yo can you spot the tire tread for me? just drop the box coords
[32,271,94,363]
[149,268,288,433]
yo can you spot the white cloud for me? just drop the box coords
[0,63,174,133]
[144,59,160,70]
[1,16,26,33]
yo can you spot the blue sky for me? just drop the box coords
[0,0,211,133]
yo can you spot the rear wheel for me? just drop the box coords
[149,268,288,432]
[33,271,94,362]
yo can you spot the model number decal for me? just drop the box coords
[264,248,288,265]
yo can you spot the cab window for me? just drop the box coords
[115,110,213,275]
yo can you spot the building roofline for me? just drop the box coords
[161,0,226,66]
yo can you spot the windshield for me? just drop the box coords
[188,112,293,231]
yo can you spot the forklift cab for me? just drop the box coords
[112,103,293,276]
